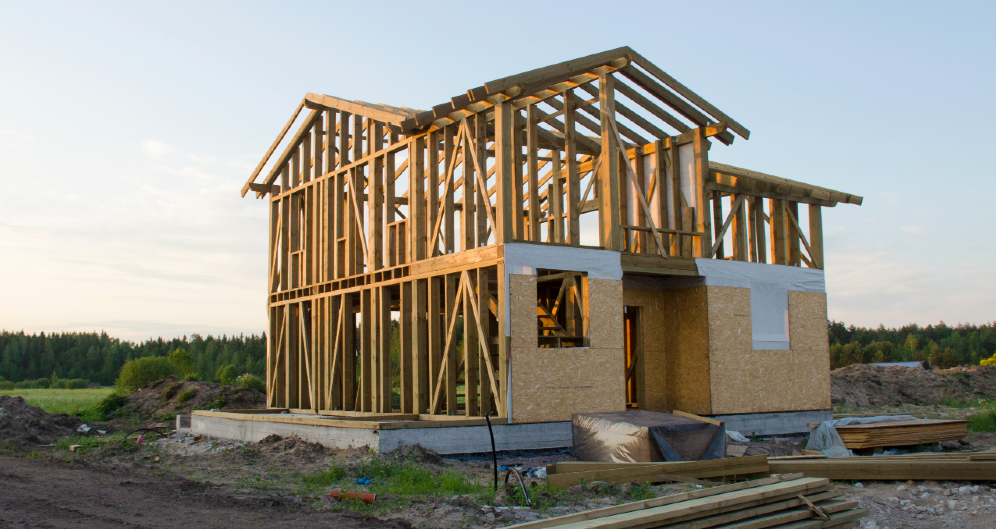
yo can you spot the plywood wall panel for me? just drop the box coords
[662,286,712,415]
[509,274,538,349]
[588,279,624,349]
[706,286,752,352]
[510,347,624,423]
[624,288,668,411]
[793,348,832,410]
[788,291,830,351]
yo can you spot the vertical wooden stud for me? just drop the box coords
[809,204,824,269]
[598,72,623,251]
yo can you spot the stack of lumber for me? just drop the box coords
[545,455,769,488]
[833,419,967,449]
[512,474,868,529]
[768,452,996,481]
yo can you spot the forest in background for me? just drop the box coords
[0,319,995,385]
[828,321,996,369]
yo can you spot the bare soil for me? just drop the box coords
[830,365,996,408]
[0,395,83,450]
[122,376,266,422]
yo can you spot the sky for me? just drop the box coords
[0,1,995,341]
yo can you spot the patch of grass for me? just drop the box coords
[162,382,182,400]
[968,399,996,432]
[299,464,348,493]
[0,388,115,415]
[177,389,197,404]
[938,396,979,408]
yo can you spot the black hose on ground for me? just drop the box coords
[503,467,531,505]
[485,413,498,491]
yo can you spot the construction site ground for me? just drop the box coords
[0,367,995,529]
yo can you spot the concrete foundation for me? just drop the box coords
[710,409,832,436]
[187,411,572,454]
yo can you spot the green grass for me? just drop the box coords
[967,399,996,432]
[0,388,115,415]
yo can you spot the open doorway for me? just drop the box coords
[624,306,640,408]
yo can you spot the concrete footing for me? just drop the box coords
[711,409,832,436]
[187,412,572,454]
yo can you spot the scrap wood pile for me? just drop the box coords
[768,452,996,481]
[832,419,968,449]
[513,474,868,529]
[544,455,769,488]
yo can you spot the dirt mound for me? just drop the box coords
[256,434,333,459]
[831,364,996,408]
[117,377,266,425]
[0,395,82,450]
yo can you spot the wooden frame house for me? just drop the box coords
[241,47,862,430]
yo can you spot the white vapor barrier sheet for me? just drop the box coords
[694,259,825,350]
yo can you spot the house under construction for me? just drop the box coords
[194,47,863,452]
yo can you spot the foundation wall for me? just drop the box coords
[509,274,625,423]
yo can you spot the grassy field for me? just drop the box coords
[0,388,114,415]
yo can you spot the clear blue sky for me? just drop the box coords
[0,1,994,341]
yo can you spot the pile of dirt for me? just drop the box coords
[256,434,334,460]
[120,377,266,422]
[831,364,996,407]
[0,395,82,449]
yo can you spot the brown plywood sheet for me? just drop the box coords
[662,286,712,415]
[509,273,538,349]
[789,291,829,351]
[624,288,668,411]
[588,279,624,349]
[794,347,832,410]
[510,347,625,423]
[706,286,752,352]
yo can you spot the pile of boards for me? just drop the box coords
[511,474,868,529]
[768,451,995,481]
[833,419,968,449]
[543,452,996,488]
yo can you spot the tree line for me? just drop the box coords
[0,330,265,386]
[828,321,996,369]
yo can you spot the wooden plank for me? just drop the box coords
[341,294,355,411]
[769,459,996,481]
[368,122,384,271]
[564,91,580,245]
[482,47,631,96]
[547,456,770,488]
[243,99,305,197]
[359,289,372,412]
[304,92,410,124]
[692,128,711,258]
[495,100,515,243]
[428,276,443,413]
[672,410,722,426]
[599,71,623,251]
[460,118,476,250]
[412,278,429,414]
[527,106,541,242]
[610,121,668,258]
[770,199,788,265]
[443,126,455,253]
[444,273,459,414]
[809,204,824,269]
[786,201,801,266]
[399,282,412,413]
[552,148,564,243]
[733,194,749,261]
[426,129,440,256]
[409,136,427,262]
[377,286,392,413]
[753,197,767,264]
[462,271,479,416]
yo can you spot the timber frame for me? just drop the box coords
[241,47,862,420]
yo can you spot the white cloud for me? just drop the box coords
[141,140,174,159]
[901,224,928,234]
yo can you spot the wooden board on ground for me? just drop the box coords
[545,456,769,488]
[833,419,968,449]
[768,458,996,481]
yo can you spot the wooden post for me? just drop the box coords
[463,272,479,416]
[426,130,440,256]
[409,136,426,263]
[712,194,724,259]
[477,267,491,416]
[655,142,670,256]
[427,276,442,412]
[551,148,564,244]
[368,123,384,271]
[475,113,489,246]
[564,92,580,245]
[753,198,767,264]
[461,119,476,251]
[496,262,508,419]
[670,139,682,256]
[692,128,711,258]
[444,273,459,414]
[342,294,355,411]
[598,72,623,251]
[359,289,372,411]
[377,286,392,412]
[495,100,515,244]
[399,281,412,413]
[787,201,801,267]
[733,195,748,261]
[770,199,788,265]
[526,106,541,242]
[412,278,429,414]
[443,127,455,253]
[809,204,824,269]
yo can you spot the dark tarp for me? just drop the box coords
[572,410,727,463]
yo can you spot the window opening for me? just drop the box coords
[536,269,589,348]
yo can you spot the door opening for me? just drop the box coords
[624,306,640,408]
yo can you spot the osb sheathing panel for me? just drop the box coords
[508,274,538,349]
[705,286,752,352]
[789,291,830,352]
[623,288,668,411]
[588,279,625,349]
[708,289,832,415]
[510,347,624,423]
[662,286,712,415]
